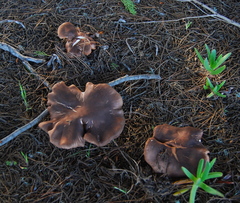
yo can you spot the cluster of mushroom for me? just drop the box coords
[57,22,97,57]
[39,22,211,178]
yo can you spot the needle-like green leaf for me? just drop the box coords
[197,159,204,178]
[194,48,204,64]
[205,44,211,58]
[207,172,223,179]
[173,188,190,196]
[214,52,231,69]
[181,167,195,181]
[199,182,224,197]
[209,49,216,67]
[212,65,226,75]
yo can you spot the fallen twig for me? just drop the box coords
[0,42,51,89]
[0,42,45,63]
[0,19,26,29]
[0,109,49,146]
[0,74,161,146]
[177,0,240,28]
[116,14,216,24]
[108,74,161,87]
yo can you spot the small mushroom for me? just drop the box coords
[57,22,97,57]
[144,124,209,177]
[39,81,125,149]
[57,22,80,41]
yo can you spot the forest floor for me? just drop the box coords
[0,0,239,202]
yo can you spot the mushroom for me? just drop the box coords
[57,22,97,57]
[39,81,125,149]
[144,124,209,177]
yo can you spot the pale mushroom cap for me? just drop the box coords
[39,81,125,149]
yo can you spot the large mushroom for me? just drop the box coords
[39,81,125,149]
[57,22,97,57]
[144,124,209,177]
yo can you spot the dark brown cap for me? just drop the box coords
[144,124,209,177]
[39,81,125,149]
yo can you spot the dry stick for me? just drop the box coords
[0,42,45,63]
[0,74,161,146]
[177,0,240,28]
[0,19,26,29]
[119,14,216,24]
[0,42,51,89]
[108,74,161,87]
[0,109,49,146]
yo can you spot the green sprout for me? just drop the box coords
[110,62,119,70]
[34,51,51,57]
[185,21,192,30]
[175,158,224,203]
[19,82,31,111]
[194,44,231,75]
[114,186,128,194]
[85,144,92,158]
[203,77,226,98]
[20,151,29,169]
[121,0,137,15]
[5,161,17,166]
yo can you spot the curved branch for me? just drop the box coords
[0,42,45,63]
[0,109,49,146]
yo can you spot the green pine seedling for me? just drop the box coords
[20,151,29,169]
[204,77,226,98]
[5,160,17,166]
[177,158,224,203]
[114,186,128,194]
[121,0,137,15]
[185,21,192,30]
[34,51,51,57]
[19,82,31,111]
[194,44,231,75]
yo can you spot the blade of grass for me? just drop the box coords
[181,167,196,181]
[214,53,231,68]
[199,182,224,197]
[194,48,204,64]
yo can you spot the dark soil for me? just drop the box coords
[0,0,239,202]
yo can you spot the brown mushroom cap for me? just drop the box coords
[144,124,209,177]
[57,22,79,40]
[65,34,96,57]
[153,124,204,147]
[39,81,125,149]
[58,22,97,57]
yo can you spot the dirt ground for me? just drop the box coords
[0,0,239,202]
